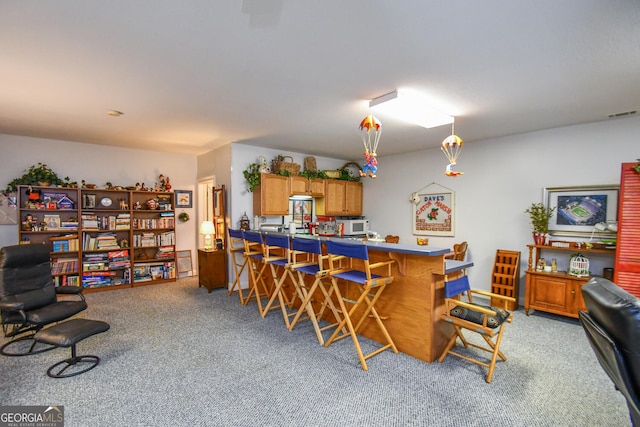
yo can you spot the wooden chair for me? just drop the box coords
[324,239,398,371]
[446,241,468,261]
[490,249,520,311]
[261,233,297,326]
[241,230,271,314]
[287,237,344,345]
[438,271,515,383]
[227,228,248,304]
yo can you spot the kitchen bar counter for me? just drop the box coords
[265,232,472,363]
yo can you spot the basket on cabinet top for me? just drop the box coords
[271,156,300,176]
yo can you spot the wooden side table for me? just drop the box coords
[198,249,227,293]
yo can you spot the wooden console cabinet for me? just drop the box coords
[525,244,615,318]
[198,249,227,292]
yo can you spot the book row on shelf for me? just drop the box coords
[81,213,131,231]
[132,214,175,230]
[133,231,175,247]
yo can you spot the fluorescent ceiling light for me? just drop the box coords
[369,90,454,129]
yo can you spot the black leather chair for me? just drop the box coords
[0,244,87,356]
[579,277,640,426]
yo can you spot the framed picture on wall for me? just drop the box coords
[411,182,455,236]
[175,190,192,208]
[544,185,619,237]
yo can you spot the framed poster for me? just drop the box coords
[544,185,619,237]
[175,190,192,208]
[176,250,193,278]
[0,193,17,225]
[411,182,455,236]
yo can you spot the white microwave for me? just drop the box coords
[336,218,369,236]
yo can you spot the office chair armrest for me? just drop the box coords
[0,301,25,311]
[469,289,516,302]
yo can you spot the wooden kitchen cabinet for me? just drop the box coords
[319,180,362,216]
[290,176,325,197]
[524,244,615,318]
[198,249,227,292]
[253,173,290,216]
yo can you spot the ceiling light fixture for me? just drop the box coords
[106,110,123,117]
[369,90,453,129]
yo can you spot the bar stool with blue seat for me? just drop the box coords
[323,239,398,371]
[241,230,271,314]
[227,228,248,304]
[261,233,297,326]
[287,236,344,345]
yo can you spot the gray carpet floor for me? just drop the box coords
[0,278,631,426]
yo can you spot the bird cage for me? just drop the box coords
[568,253,590,277]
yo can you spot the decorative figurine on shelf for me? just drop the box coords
[119,198,129,210]
[146,198,158,210]
[135,182,141,191]
[164,177,171,191]
[134,201,142,210]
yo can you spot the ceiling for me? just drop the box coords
[1,1,639,160]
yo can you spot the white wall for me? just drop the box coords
[0,135,199,257]
[364,116,640,297]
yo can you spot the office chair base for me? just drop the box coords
[0,335,57,357]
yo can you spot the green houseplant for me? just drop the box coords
[525,202,556,245]
[4,163,67,194]
[243,162,261,192]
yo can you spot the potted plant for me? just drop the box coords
[242,162,261,192]
[4,163,66,194]
[525,202,556,245]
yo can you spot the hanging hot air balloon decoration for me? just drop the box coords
[358,115,382,178]
[441,121,464,176]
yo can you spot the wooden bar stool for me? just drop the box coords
[261,233,297,326]
[241,230,271,314]
[227,228,248,304]
[324,239,398,371]
[287,237,344,345]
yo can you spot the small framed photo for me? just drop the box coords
[83,194,96,209]
[175,190,192,208]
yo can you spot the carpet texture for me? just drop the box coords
[0,278,630,426]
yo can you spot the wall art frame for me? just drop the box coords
[410,182,455,236]
[175,190,193,208]
[544,184,619,237]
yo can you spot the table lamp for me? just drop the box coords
[200,220,215,250]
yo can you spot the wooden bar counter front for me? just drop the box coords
[274,236,472,364]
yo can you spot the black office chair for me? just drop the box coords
[579,277,640,426]
[0,244,87,356]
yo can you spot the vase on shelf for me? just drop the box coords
[533,232,547,246]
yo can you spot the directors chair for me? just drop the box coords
[227,228,248,304]
[241,231,271,314]
[261,233,297,326]
[287,237,343,345]
[324,239,397,371]
[438,271,514,383]
[0,244,87,356]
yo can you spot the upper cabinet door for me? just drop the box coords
[253,174,290,216]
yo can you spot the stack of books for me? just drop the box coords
[108,249,130,270]
[96,233,120,250]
